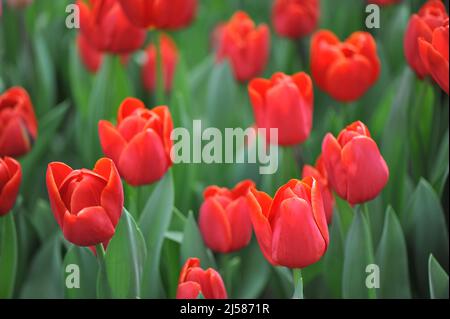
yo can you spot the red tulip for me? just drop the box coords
[248,72,313,146]
[0,157,22,216]
[98,98,173,186]
[368,0,401,5]
[216,11,270,82]
[321,121,389,205]
[272,0,319,39]
[142,34,178,93]
[118,0,197,30]
[78,0,146,54]
[46,158,124,246]
[302,155,334,224]
[246,178,329,269]
[177,258,227,299]
[77,33,103,73]
[311,30,380,102]
[404,0,448,78]
[419,19,449,94]
[199,180,255,253]
[0,87,38,157]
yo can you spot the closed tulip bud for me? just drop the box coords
[321,121,389,205]
[272,0,319,39]
[216,11,270,82]
[118,0,197,30]
[247,178,329,269]
[78,0,146,54]
[0,157,22,216]
[419,19,449,94]
[0,87,38,157]
[98,98,173,186]
[248,72,314,146]
[177,258,227,299]
[199,180,255,253]
[302,155,334,224]
[46,158,124,246]
[142,34,179,93]
[404,0,448,78]
[311,30,380,102]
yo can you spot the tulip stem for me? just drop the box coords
[154,31,165,105]
[95,244,111,298]
[292,268,304,299]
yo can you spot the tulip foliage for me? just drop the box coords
[0,0,449,300]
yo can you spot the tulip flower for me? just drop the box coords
[199,180,255,253]
[272,0,319,39]
[0,87,38,157]
[248,72,314,146]
[311,30,380,102]
[46,158,124,246]
[98,98,173,186]
[216,11,270,82]
[117,0,197,30]
[404,0,448,78]
[142,34,178,93]
[177,258,227,299]
[419,19,449,94]
[246,178,329,269]
[302,155,334,224]
[321,121,389,205]
[78,0,146,54]
[0,157,22,216]
[77,33,103,73]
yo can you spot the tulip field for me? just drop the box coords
[0,0,449,302]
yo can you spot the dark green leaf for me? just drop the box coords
[428,254,449,299]
[0,214,18,298]
[63,246,97,299]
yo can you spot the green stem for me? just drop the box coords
[292,268,304,299]
[154,32,165,105]
[95,244,111,298]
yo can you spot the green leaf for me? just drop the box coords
[335,197,353,236]
[342,210,376,299]
[323,210,344,298]
[431,129,449,196]
[375,207,411,298]
[29,199,58,242]
[105,209,146,298]
[403,179,449,296]
[235,239,271,299]
[428,254,449,299]
[180,211,216,270]
[63,246,97,299]
[0,214,18,298]
[139,171,174,298]
[20,234,64,298]
[205,61,237,129]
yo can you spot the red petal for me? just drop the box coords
[0,157,21,216]
[226,197,253,251]
[322,133,347,199]
[176,282,201,299]
[98,120,127,164]
[199,197,232,253]
[46,162,73,227]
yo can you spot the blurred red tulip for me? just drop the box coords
[419,19,449,94]
[177,258,227,299]
[142,34,178,93]
[118,0,197,30]
[0,157,22,216]
[98,98,173,186]
[216,11,270,82]
[322,121,389,205]
[78,0,146,54]
[404,0,448,78]
[77,33,103,73]
[0,87,38,158]
[311,30,380,102]
[248,72,313,145]
[247,178,329,269]
[199,180,255,253]
[272,0,319,39]
[302,155,334,224]
[46,158,124,246]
